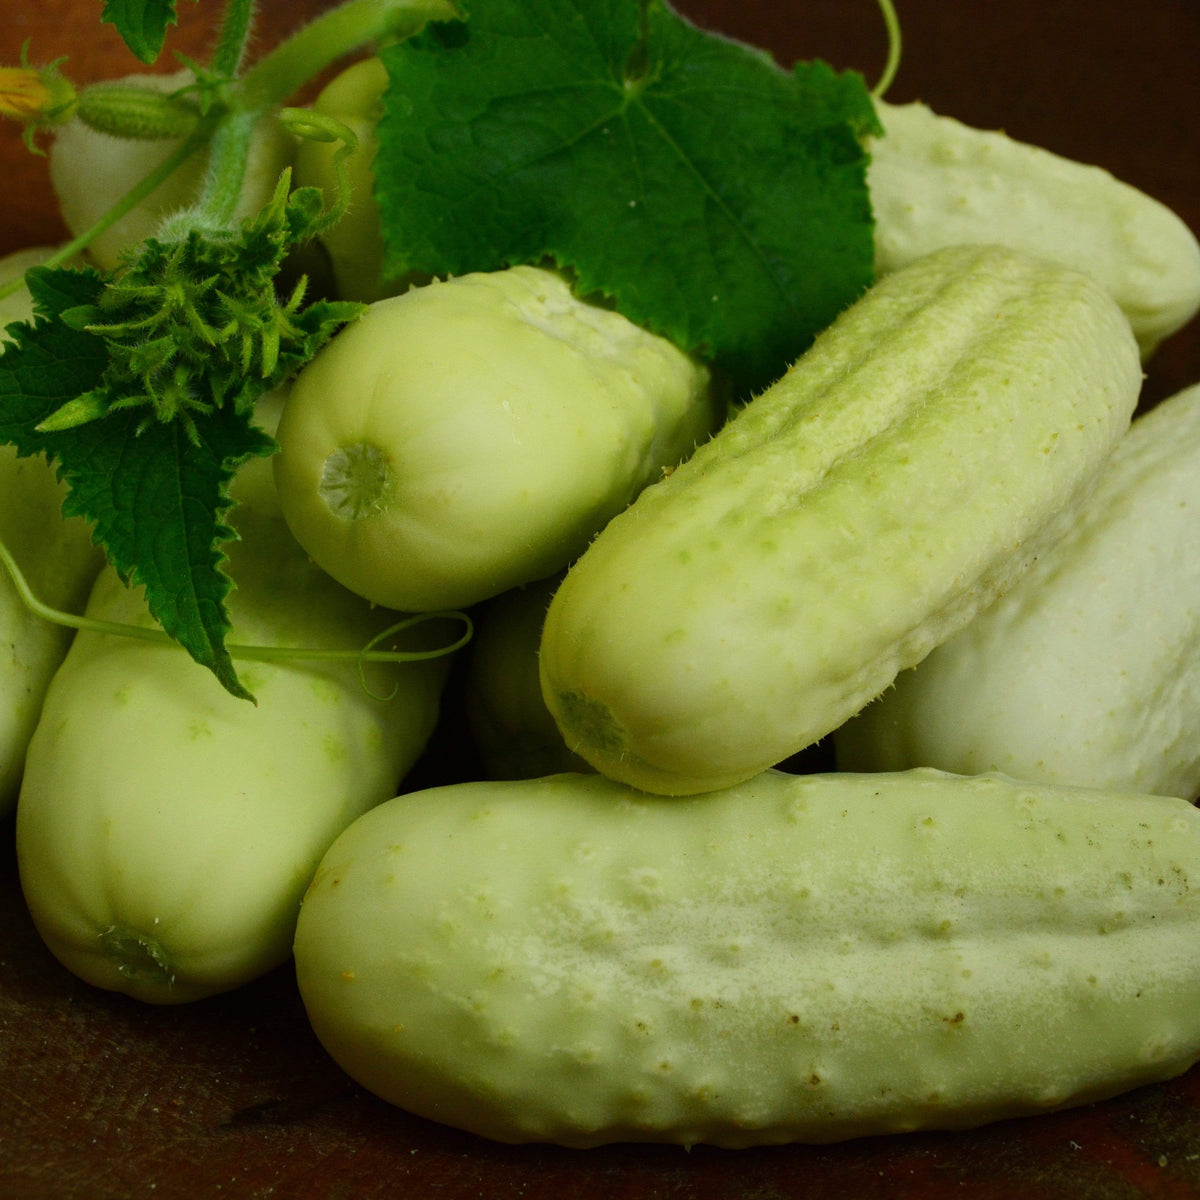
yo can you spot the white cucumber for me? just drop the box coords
[273,265,719,613]
[293,768,1200,1147]
[14,407,452,1003]
[538,244,1141,796]
[836,382,1200,799]
[869,100,1200,357]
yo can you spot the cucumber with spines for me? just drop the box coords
[538,244,1142,795]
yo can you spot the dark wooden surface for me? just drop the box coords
[2,3,1200,1197]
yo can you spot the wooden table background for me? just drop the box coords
[2,2,1199,1197]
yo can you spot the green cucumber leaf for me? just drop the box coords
[0,266,275,699]
[374,0,880,394]
[100,0,184,65]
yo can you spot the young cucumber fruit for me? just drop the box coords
[294,768,1200,1148]
[272,265,719,612]
[15,400,452,1003]
[869,100,1200,357]
[539,244,1142,795]
[837,382,1200,799]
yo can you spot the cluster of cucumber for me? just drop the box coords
[5,61,1200,1148]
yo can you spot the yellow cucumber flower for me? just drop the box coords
[0,49,76,151]
[0,67,55,119]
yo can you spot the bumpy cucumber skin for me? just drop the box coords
[294,768,1200,1148]
[837,383,1200,799]
[539,245,1141,796]
[14,401,450,1003]
[273,265,719,612]
[869,101,1200,358]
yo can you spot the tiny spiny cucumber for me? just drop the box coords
[47,70,295,272]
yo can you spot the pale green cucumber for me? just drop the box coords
[273,265,719,612]
[538,244,1142,795]
[14,403,452,1003]
[293,767,1200,1147]
[836,382,1200,798]
[870,100,1200,357]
